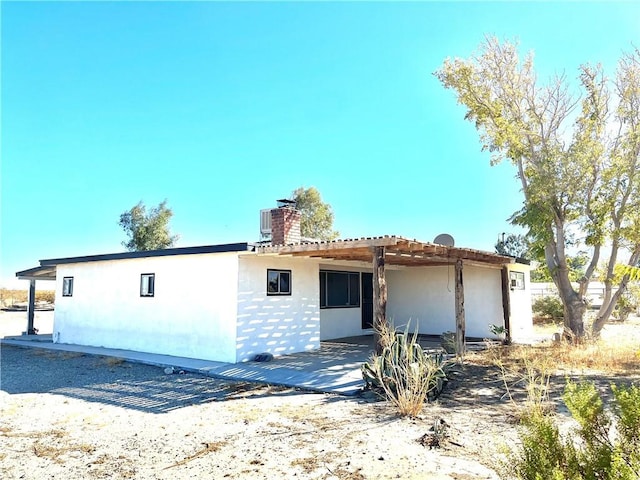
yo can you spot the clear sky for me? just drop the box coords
[1,1,639,288]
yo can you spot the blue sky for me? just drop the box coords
[2,1,639,288]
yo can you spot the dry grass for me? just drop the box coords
[0,288,55,306]
[473,338,640,375]
[163,441,226,470]
[101,356,126,367]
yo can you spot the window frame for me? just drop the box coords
[509,271,525,290]
[267,269,292,296]
[140,273,155,297]
[319,270,361,309]
[62,277,74,297]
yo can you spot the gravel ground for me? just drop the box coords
[1,344,510,479]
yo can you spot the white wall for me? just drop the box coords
[54,252,240,363]
[318,263,373,340]
[508,263,534,342]
[387,264,505,338]
[236,255,320,362]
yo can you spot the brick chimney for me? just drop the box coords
[270,206,301,245]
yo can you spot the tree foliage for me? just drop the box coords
[119,200,179,252]
[291,187,339,241]
[495,233,529,258]
[436,37,640,339]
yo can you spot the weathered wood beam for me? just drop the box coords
[26,279,36,335]
[454,259,466,356]
[372,246,388,355]
[501,267,512,343]
[258,236,398,254]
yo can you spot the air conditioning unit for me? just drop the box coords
[260,209,272,236]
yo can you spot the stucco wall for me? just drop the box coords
[507,263,534,342]
[236,255,320,362]
[318,263,373,341]
[387,265,504,338]
[53,252,240,363]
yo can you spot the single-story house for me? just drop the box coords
[16,204,532,363]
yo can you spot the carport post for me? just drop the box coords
[454,259,466,356]
[26,279,36,335]
[372,246,387,355]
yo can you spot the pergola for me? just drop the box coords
[15,265,57,335]
[257,235,514,353]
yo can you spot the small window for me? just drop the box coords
[267,269,291,295]
[509,271,525,290]
[320,270,360,308]
[140,273,155,297]
[62,277,74,297]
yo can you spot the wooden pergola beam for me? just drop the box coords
[372,246,387,354]
[455,259,466,356]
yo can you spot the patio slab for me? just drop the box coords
[1,336,375,395]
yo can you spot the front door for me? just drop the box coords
[361,273,373,329]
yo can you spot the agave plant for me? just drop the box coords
[362,325,455,416]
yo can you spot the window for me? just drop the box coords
[509,271,525,290]
[62,277,74,297]
[140,273,155,297]
[320,270,360,308]
[267,269,291,295]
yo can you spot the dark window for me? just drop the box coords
[319,271,360,308]
[267,269,291,296]
[62,277,74,297]
[140,273,155,297]
[509,271,525,290]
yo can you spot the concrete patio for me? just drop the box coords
[0,335,381,395]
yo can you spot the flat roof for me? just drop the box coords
[16,236,518,281]
[38,242,256,266]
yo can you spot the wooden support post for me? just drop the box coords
[500,267,512,343]
[372,246,387,354]
[26,279,36,335]
[454,259,466,356]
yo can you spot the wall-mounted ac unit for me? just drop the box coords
[260,209,272,236]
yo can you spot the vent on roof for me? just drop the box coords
[260,209,272,237]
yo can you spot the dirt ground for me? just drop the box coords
[1,311,639,479]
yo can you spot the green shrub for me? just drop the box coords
[362,325,454,417]
[504,380,640,479]
[532,295,564,324]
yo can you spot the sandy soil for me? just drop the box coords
[1,346,517,480]
[1,312,638,480]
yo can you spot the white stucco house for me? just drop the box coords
[16,205,533,363]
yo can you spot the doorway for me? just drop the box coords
[361,273,373,329]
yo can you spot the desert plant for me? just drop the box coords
[440,331,456,354]
[362,325,454,417]
[503,380,640,479]
[532,295,564,324]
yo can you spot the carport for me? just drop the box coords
[15,265,57,335]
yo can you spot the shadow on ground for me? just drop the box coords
[0,345,306,414]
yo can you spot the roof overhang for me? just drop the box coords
[256,236,513,268]
[16,265,57,281]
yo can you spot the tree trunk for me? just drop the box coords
[546,242,586,341]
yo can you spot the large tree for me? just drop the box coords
[495,233,529,258]
[291,187,339,241]
[436,37,640,340]
[119,200,179,252]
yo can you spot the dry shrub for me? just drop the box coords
[362,323,453,417]
[475,340,640,375]
[0,289,55,306]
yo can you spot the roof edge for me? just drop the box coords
[39,243,256,266]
